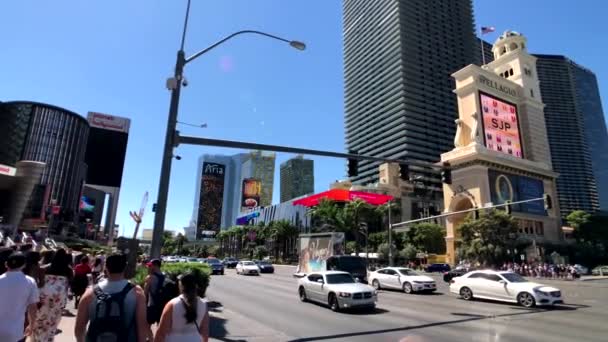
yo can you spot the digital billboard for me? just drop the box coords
[296,233,345,274]
[80,196,96,212]
[196,162,226,239]
[480,92,523,158]
[84,125,129,187]
[488,170,545,215]
[241,178,262,210]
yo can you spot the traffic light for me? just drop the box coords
[152,203,158,212]
[441,162,452,184]
[348,158,358,177]
[543,194,552,210]
[399,163,409,181]
[505,200,512,215]
[348,151,358,177]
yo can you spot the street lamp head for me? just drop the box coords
[289,40,306,51]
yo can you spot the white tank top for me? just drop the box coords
[166,295,207,342]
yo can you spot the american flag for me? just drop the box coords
[481,26,496,35]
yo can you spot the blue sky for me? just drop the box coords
[2,0,607,238]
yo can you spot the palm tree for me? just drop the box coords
[307,198,340,231]
[344,199,373,253]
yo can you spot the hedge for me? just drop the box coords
[133,263,211,297]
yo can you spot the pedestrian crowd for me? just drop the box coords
[499,261,582,279]
[0,243,209,342]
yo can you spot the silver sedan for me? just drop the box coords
[297,271,377,312]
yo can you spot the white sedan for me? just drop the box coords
[449,269,563,307]
[236,260,260,275]
[369,267,437,293]
[298,271,377,311]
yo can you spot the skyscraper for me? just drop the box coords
[535,55,608,215]
[280,155,314,202]
[343,0,478,190]
[241,151,276,207]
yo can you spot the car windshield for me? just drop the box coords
[258,261,271,265]
[207,259,221,264]
[243,261,255,266]
[501,272,528,283]
[325,273,355,284]
[397,268,419,276]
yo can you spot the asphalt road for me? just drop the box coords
[206,266,608,342]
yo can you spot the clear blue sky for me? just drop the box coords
[2,0,607,238]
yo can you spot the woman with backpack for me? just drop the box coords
[154,272,209,342]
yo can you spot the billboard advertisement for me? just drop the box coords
[480,92,523,158]
[296,233,345,274]
[80,196,96,212]
[196,162,226,239]
[241,178,262,210]
[85,112,130,188]
[488,170,545,215]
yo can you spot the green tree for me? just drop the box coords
[566,210,591,230]
[367,232,387,252]
[161,231,177,255]
[400,244,418,262]
[254,245,269,260]
[457,210,519,267]
[308,199,341,231]
[344,199,374,252]
[408,223,446,254]
[345,241,358,255]
[377,242,397,260]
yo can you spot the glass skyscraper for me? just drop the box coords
[535,55,608,216]
[343,0,479,193]
[280,155,314,202]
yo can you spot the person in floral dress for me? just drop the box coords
[31,248,73,342]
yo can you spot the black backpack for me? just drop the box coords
[151,273,178,312]
[86,282,135,342]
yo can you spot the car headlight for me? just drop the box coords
[338,292,352,298]
[533,289,549,296]
[413,281,422,284]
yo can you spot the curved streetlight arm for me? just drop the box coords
[185,30,301,64]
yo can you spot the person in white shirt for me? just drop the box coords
[0,252,40,342]
[154,272,209,342]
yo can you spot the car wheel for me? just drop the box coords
[372,279,381,290]
[460,287,473,301]
[517,292,536,308]
[329,294,340,312]
[403,282,413,294]
[299,287,307,302]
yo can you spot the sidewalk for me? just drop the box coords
[54,300,286,341]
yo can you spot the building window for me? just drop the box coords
[509,68,514,76]
[530,89,534,98]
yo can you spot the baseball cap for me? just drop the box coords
[146,259,162,268]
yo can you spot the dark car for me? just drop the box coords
[425,263,451,273]
[326,256,368,283]
[443,265,473,282]
[254,260,275,273]
[223,257,238,268]
[205,258,225,275]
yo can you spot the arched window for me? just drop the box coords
[509,42,518,51]
[500,46,506,55]
[509,68,514,76]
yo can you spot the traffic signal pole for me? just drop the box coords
[177,134,445,170]
[391,195,550,232]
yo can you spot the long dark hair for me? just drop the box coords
[179,273,199,324]
[47,248,71,277]
[23,251,41,276]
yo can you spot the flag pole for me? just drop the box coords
[479,28,486,66]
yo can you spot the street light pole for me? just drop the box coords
[388,201,393,267]
[149,0,306,258]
